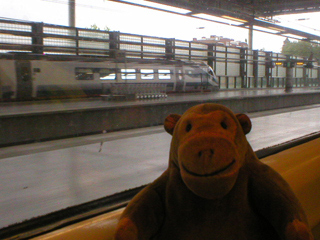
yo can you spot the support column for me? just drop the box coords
[302,61,307,87]
[32,22,44,54]
[285,56,294,92]
[207,44,214,68]
[253,50,258,88]
[318,61,320,87]
[285,67,294,92]
[165,38,175,60]
[248,23,253,50]
[240,48,247,88]
[265,52,272,87]
[109,31,120,59]
[69,0,76,27]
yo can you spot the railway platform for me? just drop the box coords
[1,88,320,147]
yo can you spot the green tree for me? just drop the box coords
[282,38,320,60]
[90,24,110,31]
[90,24,100,30]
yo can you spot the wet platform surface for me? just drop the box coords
[1,88,320,117]
[1,88,320,147]
[1,103,320,228]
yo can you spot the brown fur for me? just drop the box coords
[114,103,313,240]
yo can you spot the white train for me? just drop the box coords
[0,54,219,100]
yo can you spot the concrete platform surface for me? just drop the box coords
[0,104,320,229]
[1,88,320,147]
[1,88,320,117]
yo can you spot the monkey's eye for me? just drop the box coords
[221,121,228,130]
[186,123,192,132]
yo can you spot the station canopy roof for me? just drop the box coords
[109,0,320,42]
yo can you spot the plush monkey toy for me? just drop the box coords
[114,103,313,240]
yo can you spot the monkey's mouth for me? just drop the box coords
[181,160,236,177]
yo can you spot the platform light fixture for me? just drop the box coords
[282,34,305,40]
[193,13,244,26]
[221,15,248,23]
[252,25,280,34]
[254,18,285,32]
[117,0,192,14]
[266,26,284,32]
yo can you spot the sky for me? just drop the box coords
[0,0,320,53]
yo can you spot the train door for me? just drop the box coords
[175,66,185,91]
[16,61,33,99]
[200,67,209,89]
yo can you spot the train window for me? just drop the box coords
[121,69,136,80]
[75,68,94,80]
[141,69,154,80]
[159,69,171,80]
[186,70,195,78]
[100,69,117,80]
[208,66,214,76]
[186,70,200,78]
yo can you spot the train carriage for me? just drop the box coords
[0,54,219,101]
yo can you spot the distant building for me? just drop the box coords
[193,35,248,48]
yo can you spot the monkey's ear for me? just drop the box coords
[236,113,252,135]
[164,114,181,135]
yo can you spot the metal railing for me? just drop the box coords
[0,18,319,89]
